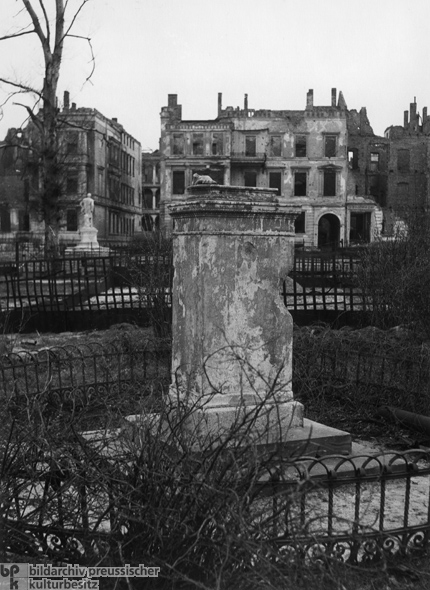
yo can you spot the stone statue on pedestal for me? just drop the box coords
[80,193,94,228]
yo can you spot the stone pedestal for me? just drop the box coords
[168,185,351,455]
[64,226,110,256]
[76,226,99,248]
[168,186,299,447]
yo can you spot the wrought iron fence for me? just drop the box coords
[0,254,172,313]
[284,252,367,314]
[0,249,376,331]
[0,342,171,427]
[260,450,430,565]
[3,448,429,566]
[0,252,173,332]
[1,339,430,567]
[293,344,430,411]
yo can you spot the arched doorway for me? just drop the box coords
[318,214,340,249]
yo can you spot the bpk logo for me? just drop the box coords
[0,564,28,590]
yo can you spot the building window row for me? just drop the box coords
[348,148,382,172]
[109,211,134,235]
[170,133,341,159]
[171,168,338,197]
[121,183,135,205]
[172,132,224,156]
[122,132,136,151]
[121,150,135,177]
[293,169,336,197]
[109,176,136,205]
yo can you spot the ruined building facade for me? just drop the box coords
[383,98,430,228]
[159,90,383,247]
[0,93,142,244]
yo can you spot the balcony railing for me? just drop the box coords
[230,151,266,160]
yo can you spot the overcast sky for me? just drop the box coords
[1,0,429,150]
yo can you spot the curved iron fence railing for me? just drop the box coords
[0,342,171,429]
[3,449,429,566]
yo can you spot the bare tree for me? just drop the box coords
[0,0,93,256]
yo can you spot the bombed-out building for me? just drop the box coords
[159,89,383,247]
[0,93,142,244]
[384,98,430,228]
[346,107,388,238]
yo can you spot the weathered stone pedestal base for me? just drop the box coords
[185,399,303,442]
[180,403,351,457]
[64,226,110,256]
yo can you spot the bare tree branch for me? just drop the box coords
[62,0,89,40]
[0,29,35,42]
[0,77,42,99]
[13,101,42,130]
[21,0,48,49]
[37,0,51,47]
[68,34,95,85]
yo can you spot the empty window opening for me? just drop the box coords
[295,212,306,233]
[325,135,337,158]
[173,134,184,155]
[269,172,282,195]
[245,136,256,157]
[350,212,371,244]
[270,136,282,157]
[211,133,223,155]
[172,171,185,194]
[348,148,358,169]
[295,136,307,158]
[244,170,257,187]
[370,152,380,171]
[294,171,307,196]
[323,169,336,196]
[192,134,204,156]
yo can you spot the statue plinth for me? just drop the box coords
[65,225,110,256]
[167,185,351,455]
[75,225,99,248]
[168,186,304,446]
